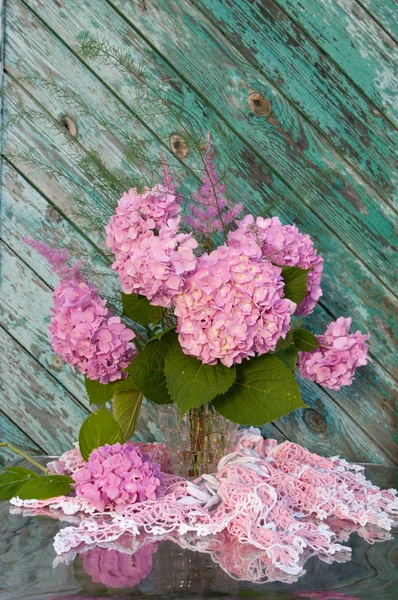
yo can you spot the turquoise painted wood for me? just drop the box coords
[0,0,397,464]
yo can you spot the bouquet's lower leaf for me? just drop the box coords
[213,355,305,425]
[79,407,122,461]
[275,346,299,374]
[164,343,236,415]
[113,388,143,442]
[281,266,311,306]
[293,328,319,352]
[85,376,124,405]
[126,331,177,404]
[122,292,162,326]
[17,475,74,500]
[0,467,38,499]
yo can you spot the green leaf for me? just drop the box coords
[0,467,39,500]
[148,327,176,343]
[274,329,294,353]
[275,346,298,373]
[17,475,74,500]
[281,266,310,306]
[113,388,143,442]
[293,328,319,352]
[79,407,122,461]
[126,331,178,404]
[122,293,163,326]
[164,344,236,415]
[85,376,124,405]
[212,355,305,426]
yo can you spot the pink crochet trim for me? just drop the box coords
[10,430,397,583]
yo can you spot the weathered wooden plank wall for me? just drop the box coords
[0,0,397,465]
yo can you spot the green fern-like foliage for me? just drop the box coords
[5,35,240,305]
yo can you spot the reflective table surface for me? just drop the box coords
[0,465,397,600]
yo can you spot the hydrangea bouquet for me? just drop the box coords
[1,134,370,497]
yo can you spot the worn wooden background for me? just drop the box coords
[0,0,397,466]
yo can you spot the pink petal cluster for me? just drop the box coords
[228,215,324,315]
[298,317,369,390]
[24,239,136,384]
[174,244,295,366]
[82,544,156,588]
[72,442,163,513]
[185,132,243,235]
[106,186,197,307]
[51,276,136,383]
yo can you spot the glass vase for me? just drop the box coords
[157,402,239,479]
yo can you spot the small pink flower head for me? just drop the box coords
[24,239,136,384]
[50,277,136,383]
[108,215,198,307]
[185,132,243,235]
[228,215,324,316]
[82,544,156,588]
[73,442,163,513]
[107,185,197,307]
[174,245,295,366]
[298,317,369,390]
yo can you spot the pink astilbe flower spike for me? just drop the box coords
[228,215,323,316]
[298,317,369,390]
[72,442,163,514]
[24,239,136,384]
[23,238,82,280]
[174,244,295,366]
[106,181,197,307]
[185,132,243,235]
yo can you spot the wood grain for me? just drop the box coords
[21,0,398,282]
[109,0,398,204]
[0,411,43,464]
[272,0,398,125]
[2,22,397,458]
[358,0,398,41]
[0,320,89,455]
[1,0,396,463]
[5,0,398,375]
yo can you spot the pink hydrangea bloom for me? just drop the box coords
[185,132,243,235]
[298,317,369,390]
[174,244,295,366]
[108,215,198,307]
[107,184,197,307]
[24,239,136,384]
[228,215,324,316]
[72,442,163,513]
[82,544,156,588]
[51,276,136,383]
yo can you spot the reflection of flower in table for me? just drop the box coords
[82,543,157,588]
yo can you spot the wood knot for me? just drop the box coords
[304,409,328,434]
[45,206,61,223]
[169,134,188,159]
[60,114,78,137]
[51,354,63,369]
[248,92,271,116]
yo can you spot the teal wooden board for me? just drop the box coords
[5,0,397,378]
[271,0,398,125]
[109,0,397,205]
[358,0,398,41]
[1,0,397,464]
[0,411,43,464]
[21,0,398,290]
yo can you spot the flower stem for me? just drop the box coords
[0,443,51,475]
